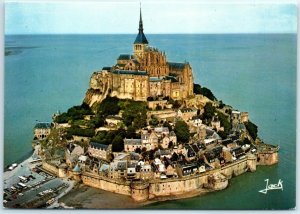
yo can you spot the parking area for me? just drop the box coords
[3,160,69,208]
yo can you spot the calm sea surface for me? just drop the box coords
[4,34,296,209]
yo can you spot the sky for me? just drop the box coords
[4,0,298,34]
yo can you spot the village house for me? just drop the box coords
[161,135,170,149]
[196,158,207,173]
[78,155,88,171]
[169,131,177,145]
[33,122,51,140]
[184,144,197,161]
[222,147,233,163]
[176,163,198,177]
[204,128,222,147]
[109,160,127,179]
[99,163,110,176]
[166,164,177,178]
[65,143,85,168]
[154,149,172,159]
[141,130,159,150]
[127,161,138,180]
[124,138,142,152]
[211,114,224,132]
[231,146,246,161]
[139,162,154,180]
[190,115,202,127]
[154,126,169,138]
[195,124,207,141]
[221,139,238,149]
[88,142,112,161]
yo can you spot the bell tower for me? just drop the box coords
[133,5,148,59]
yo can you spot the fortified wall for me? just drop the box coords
[80,155,257,202]
[41,149,268,202]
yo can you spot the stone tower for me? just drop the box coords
[133,6,148,59]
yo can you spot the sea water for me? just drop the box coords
[4,34,296,209]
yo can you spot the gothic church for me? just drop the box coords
[85,7,194,106]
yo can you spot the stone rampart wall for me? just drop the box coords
[257,152,278,165]
[42,162,59,176]
[148,175,208,198]
[79,158,253,201]
[81,173,131,196]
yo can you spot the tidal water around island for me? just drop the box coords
[4,34,296,209]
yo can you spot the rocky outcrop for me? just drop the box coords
[84,71,111,107]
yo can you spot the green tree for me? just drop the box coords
[174,120,190,143]
[126,126,139,139]
[193,84,202,94]
[54,103,93,123]
[96,96,120,116]
[218,100,225,109]
[67,126,95,138]
[217,112,231,137]
[202,102,216,124]
[123,101,147,128]
[133,111,147,130]
[90,115,105,128]
[193,83,216,101]
[245,121,258,140]
[149,116,159,126]
[112,135,124,152]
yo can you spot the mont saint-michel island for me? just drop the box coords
[4,8,280,209]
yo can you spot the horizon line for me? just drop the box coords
[5,32,297,36]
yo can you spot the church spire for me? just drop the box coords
[139,4,143,33]
[134,4,148,44]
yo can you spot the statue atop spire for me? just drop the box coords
[134,4,148,44]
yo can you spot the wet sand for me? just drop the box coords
[58,184,212,209]
[58,184,147,209]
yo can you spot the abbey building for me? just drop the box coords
[85,8,194,106]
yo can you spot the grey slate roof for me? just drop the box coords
[102,67,112,71]
[168,62,186,70]
[149,77,163,82]
[134,32,148,44]
[73,164,81,172]
[112,70,147,76]
[164,76,178,82]
[34,122,51,129]
[117,54,133,60]
[124,139,142,145]
[90,142,109,150]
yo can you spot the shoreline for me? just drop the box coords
[57,183,213,209]
[4,149,34,172]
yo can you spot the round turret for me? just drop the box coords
[72,164,81,181]
[131,181,149,202]
[247,154,257,172]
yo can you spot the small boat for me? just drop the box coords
[8,163,18,171]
